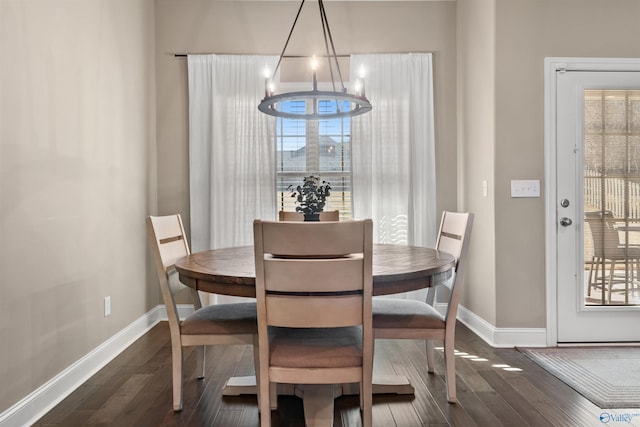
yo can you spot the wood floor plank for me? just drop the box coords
[496,347,605,425]
[31,384,100,425]
[371,401,398,427]
[477,369,553,426]
[86,374,154,425]
[389,340,479,427]
[333,395,362,427]
[33,321,640,427]
[378,340,448,425]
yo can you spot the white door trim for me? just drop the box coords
[544,57,640,346]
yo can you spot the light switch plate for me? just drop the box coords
[511,180,540,198]
[104,296,111,317]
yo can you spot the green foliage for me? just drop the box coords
[288,175,332,215]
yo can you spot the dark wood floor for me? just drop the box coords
[33,322,626,427]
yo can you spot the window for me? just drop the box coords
[276,98,352,219]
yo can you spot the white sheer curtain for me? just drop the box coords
[351,53,437,248]
[187,54,278,258]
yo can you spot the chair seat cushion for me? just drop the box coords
[181,302,257,335]
[269,326,362,368]
[372,298,445,329]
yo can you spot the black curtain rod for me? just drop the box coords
[174,53,350,58]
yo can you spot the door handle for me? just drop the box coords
[560,217,573,227]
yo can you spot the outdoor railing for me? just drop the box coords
[584,168,640,220]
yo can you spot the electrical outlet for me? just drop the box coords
[104,296,111,317]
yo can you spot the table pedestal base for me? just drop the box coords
[223,374,414,427]
[222,374,414,397]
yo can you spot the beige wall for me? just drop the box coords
[0,0,155,413]
[493,0,640,327]
[456,0,497,324]
[154,0,458,237]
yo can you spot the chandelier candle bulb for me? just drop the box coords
[311,55,318,91]
[355,81,362,97]
[357,79,365,97]
[263,67,271,97]
[358,66,366,97]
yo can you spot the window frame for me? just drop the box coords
[275,83,354,219]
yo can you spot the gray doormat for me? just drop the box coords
[519,347,640,409]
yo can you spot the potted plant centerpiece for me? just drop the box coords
[288,175,331,221]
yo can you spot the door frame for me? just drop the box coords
[544,57,640,346]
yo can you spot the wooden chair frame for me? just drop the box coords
[147,214,258,411]
[253,219,373,427]
[372,211,473,403]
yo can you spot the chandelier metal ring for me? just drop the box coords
[257,0,372,121]
[258,90,372,120]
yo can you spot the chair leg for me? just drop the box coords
[608,260,615,304]
[426,340,435,373]
[258,381,273,427]
[252,337,267,409]
[172,343,184,411]
[443,336,456,404]
[196,345,206,379]
[361,380,372,427]
[588,256,596,296]
[269,382,278,410]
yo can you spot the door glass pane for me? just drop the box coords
[584,89,640,306]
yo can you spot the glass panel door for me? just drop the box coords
[555,67,640,343]
[583,90,640,306]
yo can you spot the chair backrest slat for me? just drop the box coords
[262,221,366,257]
[264,256,364,293]
[585,210,621,257]
[434,212,473,322]
[147,214,196,333]
[278,210,340,222]
[266,294,364,328]
[436,212,468,264]
[148,214,190,271]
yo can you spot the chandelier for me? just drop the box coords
[257,0,372,120]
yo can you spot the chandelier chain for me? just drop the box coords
[318,0,344,92]
[271,0,306,81]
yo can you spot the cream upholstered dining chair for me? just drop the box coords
[372,211,473,403]
[585,210,640,302]
[278,210,340,221]
[147,214,258,411]
[253,219,373,427]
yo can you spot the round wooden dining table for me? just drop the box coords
[175,243,455,298]
[174,243,455,427]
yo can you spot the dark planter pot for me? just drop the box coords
[303,213,320,222]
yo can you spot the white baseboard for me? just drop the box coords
[0,304,194,427]
[457,305,548,348]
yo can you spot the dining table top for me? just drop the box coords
[175,243,456,298]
